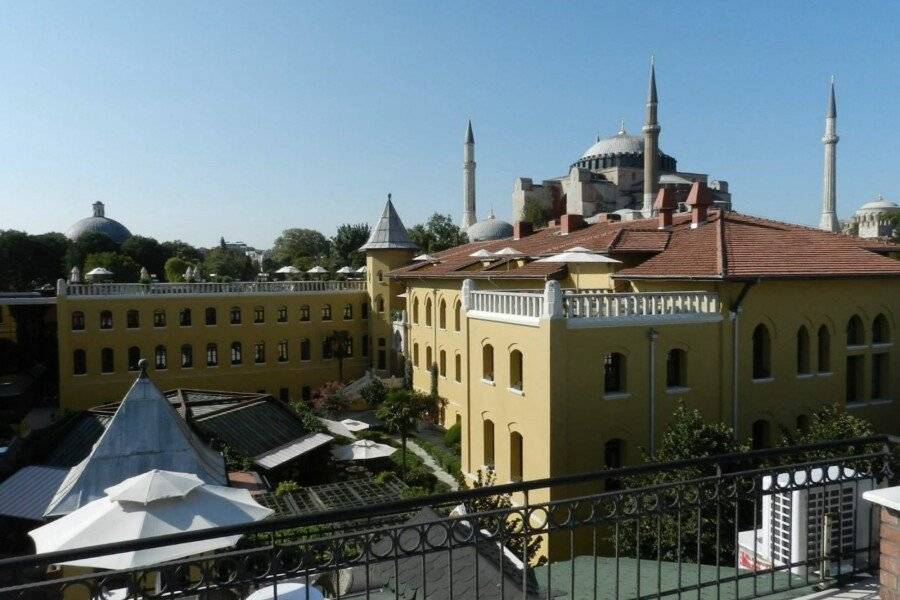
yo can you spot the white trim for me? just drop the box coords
[481,378,495,386]
[507,387,525,397]
[665,386,691,395]
[816,371,833,377]
[566,314,722,329]
[872,342,894,350]
[751,377,775,384]
[467,310,541,328]
[603,392,630,401]
[846,344,868,352]
[796,373,815,380]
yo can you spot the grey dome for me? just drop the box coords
[858,196,898,211]
[581,130,645,158]
[66,202,132,246]
[467,213,513,242]
[574,124,676,172]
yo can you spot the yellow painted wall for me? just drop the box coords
[0,305,16,342]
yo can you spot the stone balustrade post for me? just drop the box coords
[542,280,563,319]
[461,279,474,312]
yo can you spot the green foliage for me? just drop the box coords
[311,381,349,418]
[372,470,397,485]
[0,230,70,291]
[780,403,876,463]
[331,223,371,269]
[521,198,553,228]
[66,231,119,272]
[290,400,326,433]
[415,434,462,477]
[275,480,300,497]
[359,377,388,408]
[121,235,167,278]
[443,422,461,450]
[654,402,747,463]
[326,330,352,382]
[407,214,468,252]
[164,256,190,282]
[272,228,330,265]
[160,240,203,264]
[377,389,431,480]
[201,247,257,281]
[84,252,142,282]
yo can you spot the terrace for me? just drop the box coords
[0,436,892,600]
[58,280,367,298]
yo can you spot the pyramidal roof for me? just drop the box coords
[44,368,226,517]
[359,195,418,251]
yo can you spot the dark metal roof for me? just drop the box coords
[190,399,310,459]
[43,413,111,468]
[0,466,67,521]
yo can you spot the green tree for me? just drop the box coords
[310,381,349,418]
[407,214,467,253]
[781,403,876,462]
[201,247,256,281]
[160,240,203,264]
[84,252,142,283]
[0,231,69,291]
[272,228,330,265]
[121,235,167,278]
[331,223,371,269]
[164,256,190,283]
[376,389,430,480]
[66,231,119,272]
[359,377,387,409]
[521,198,553,228]
[326,330,352,382]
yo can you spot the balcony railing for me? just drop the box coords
[564,290,720,320]
[0,436,892,600]
[469,290,544,320]
[63,280,367,298]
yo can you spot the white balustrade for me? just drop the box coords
[469,290,544,320]
[563,291,719,320]
[65,280,367,297]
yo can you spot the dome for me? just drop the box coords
[66,202,132,246]
[467,213,513,242]
[858,195,898,211]
[581,130,645,159]
[574,123,676,172]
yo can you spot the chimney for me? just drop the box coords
[686,182,713,229]
[654,187,677,229]
[560,214,586,235]
[513,221,533,240]
[595,213,621,224]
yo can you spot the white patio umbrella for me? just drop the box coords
[247,582,325,600]
[355,265,367,273]
[336,266,353,274]
[306,266,328,275]
[276,265,301,274]
[28,470,274,570]
[340,418,370,433]
[469,249,493,259]
[330,439,396,461]
[492,247,525,257]
[535,249,622,288]
[86,267,114,278]
[412,253,438,262]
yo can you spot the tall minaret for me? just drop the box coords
[462,120,477,229]
[819,77,840,232]
[642,58,660,218]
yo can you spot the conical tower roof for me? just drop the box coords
[359,195,419,251]
[44,366,226,517]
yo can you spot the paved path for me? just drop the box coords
[393,436,459,491]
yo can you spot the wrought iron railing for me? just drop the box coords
[63,280,367,298]
[0,436,893,600]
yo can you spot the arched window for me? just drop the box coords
[343,303,353,320]
[205,307,217,325]
[181,344,193,368]
[73,349,87,375]
[300,305,310,322]
[412,297,419,324]
[510,432,524,482]
[482,344,494,382]
[752,324,771,379]
[126,310,140,329]
[426,346,433,369]
[277,305,288,322]
[278,339,289,362]
[455,353,462,382]
[439,299,447,329]
[847,315,864,346]
[377,269,383,282]
[376,296,385,313]
[818,326,831,372]
[604,352,626,393]
[322,304,332,321]
[229,307,241,325]
[230,342,242,365]
[439,350,447,376]
[300,338,311,360]
[179,308,191,326]
[254,341,266,364]
[100,348,114,373]
[72,311,85,331]
[206,343,218,367]
[509,350,523,391]
[454,300,461,331]
[796,326,811,375]
[483,420,495,467]
[751,419,770,450]
[425,298,433,327]
[154,309,166,328]
[128,346,141,371]
[413,343,420,367]
[874,314,891,344]
[666,349,687,388]
[99,310,113,330]
[155,345,167,369]
[254,306,265,323]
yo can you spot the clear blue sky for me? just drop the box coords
[1,1,898,248]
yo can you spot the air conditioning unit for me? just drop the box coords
[738,466,874,577]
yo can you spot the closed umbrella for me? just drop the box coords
[331,439,396,461]
[28,470,274,570]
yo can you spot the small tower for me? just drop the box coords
[642,58,661,218]
[92,201,105,218]
[462,120,477,229]
[819,77,840,232]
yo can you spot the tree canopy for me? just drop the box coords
[201,247,257,281]
[121,236,168,279]
[84,251,142,283]
[407,213,467,252]
[331,223,371,269]
[521,198,553,228]
[0,230,70,291]
[161,240,203,264]
[272,228,330,266]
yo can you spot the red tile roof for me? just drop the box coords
[387,210,900,281]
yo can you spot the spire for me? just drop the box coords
[647,56,658,105]
[462,120,477,229]
[465,119,474,144]
[642,56,661,217]
[826,75,836,118]
[617,118,626,135]
[360,194,419,250]
[819,76,840,232]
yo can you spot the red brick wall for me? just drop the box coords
[882,507,900,600]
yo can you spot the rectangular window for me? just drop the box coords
[254,342,266,364]
[322,305,332,321]
[231,343,242,365]
[362,335,369,357]
[278,340,289,362]
[846,355,864,403]
[254,307,265,323]
[154,311,166,328]
[127,310,140,329]
[300,306,310,321]
[873,353,890,399]
[361,303,369,320]
[345,337,353,357]
[207,344,218,367]
[322,337,333,359]
[72,312,85,331]
[277,306,288,322]
[300,339,311,361]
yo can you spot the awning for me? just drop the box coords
[253,433,334,469]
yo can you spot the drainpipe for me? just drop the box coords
[730,281,756,434]
[461,279,475,474]
[647,327,659,457]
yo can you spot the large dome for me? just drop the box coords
[467,213,513,242]
[858,195,898,211]
[574,123,676,172]
[66,202,132,246]
[581,130,645,158]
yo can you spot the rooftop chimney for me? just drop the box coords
[513,221,533,240]
[560,214,586,235]
[653,187,677,229]
[595,213,622,223]
[686,182,713,229]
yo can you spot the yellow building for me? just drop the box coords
[387,185,900,492]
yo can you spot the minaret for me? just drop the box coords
[462,120,477,229]
[819,77,840,232]
[642,58,660,218]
